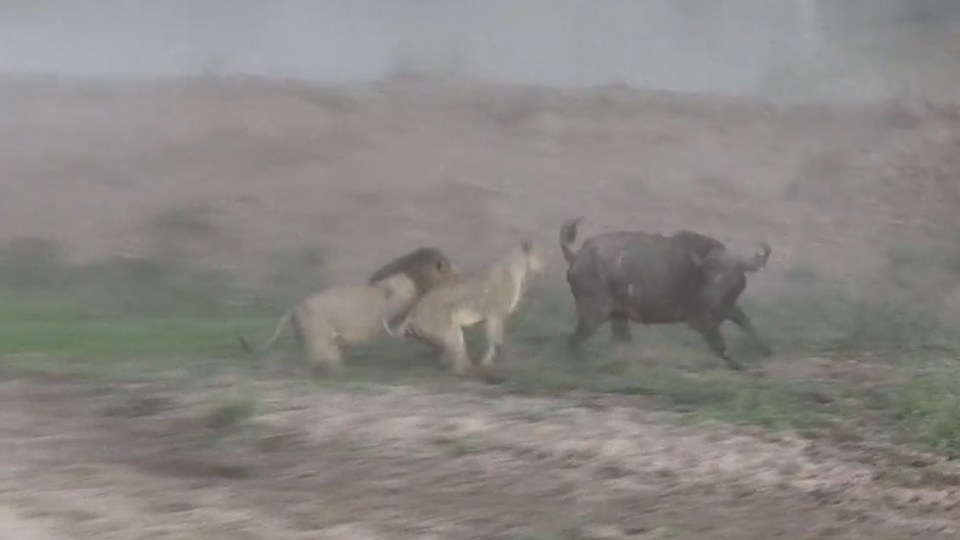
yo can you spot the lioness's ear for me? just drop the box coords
[521,240,533,254]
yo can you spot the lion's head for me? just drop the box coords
[368,247,457,294]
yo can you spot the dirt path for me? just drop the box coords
[0,377,957,539]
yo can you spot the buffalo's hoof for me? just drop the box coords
[720,354,743,371]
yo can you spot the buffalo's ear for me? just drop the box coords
[521,240,533,254]
[436,259,447,272]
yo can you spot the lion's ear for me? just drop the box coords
[521,240,533,254]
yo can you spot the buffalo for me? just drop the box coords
[559,218,772,369]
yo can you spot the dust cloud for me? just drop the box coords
[1,1,960,340]
[4,4,960,539]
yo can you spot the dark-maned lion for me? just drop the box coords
[384,240,546,375]
[368,247,451,286]
[239,247,457,373]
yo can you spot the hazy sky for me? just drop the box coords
[0,1,953,101]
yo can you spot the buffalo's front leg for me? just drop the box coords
[727,305,772,357]
[610,315,632,345]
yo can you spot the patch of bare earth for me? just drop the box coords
[0,377,955,539]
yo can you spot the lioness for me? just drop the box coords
[239,247,457,373]
[384,240,546,375]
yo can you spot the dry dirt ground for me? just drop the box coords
[0,375,957,540]
[2,77,960,538]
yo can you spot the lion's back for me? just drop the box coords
[295,286,382,341]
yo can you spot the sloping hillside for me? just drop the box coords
[0,78,957,295]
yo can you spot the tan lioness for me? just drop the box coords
[385,240,546,375]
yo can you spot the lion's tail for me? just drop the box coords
[560,217,584,265]
[238,311,291,355]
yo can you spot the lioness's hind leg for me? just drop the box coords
[480,317,504,368]
[440,326,472,375]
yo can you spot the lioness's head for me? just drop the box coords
[520,240,547,275]
[368,247,458,295]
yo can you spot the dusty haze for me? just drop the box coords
[3,3,960,539]
[2,1,960,102]
[1,1,960,319]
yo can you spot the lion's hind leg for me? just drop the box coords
[297,318,343,375]
[310,339,342,375]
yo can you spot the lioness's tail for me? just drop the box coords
[238,311,291,355]
[560,217,584,265]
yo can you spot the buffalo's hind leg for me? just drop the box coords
[568,302,609,358]
[688,319,741,370]
[727,305,772,357]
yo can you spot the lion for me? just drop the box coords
[384,240,547,375]
[238,247,457,373]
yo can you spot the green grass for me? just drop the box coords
[483,278,960,456]
[0,317,263,379]
[0,286,275,379]
[891,362,960,458]
[3,248,960,460]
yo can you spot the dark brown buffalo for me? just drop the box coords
[560,218,772,369]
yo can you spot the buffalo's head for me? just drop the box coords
[691,241,771,312]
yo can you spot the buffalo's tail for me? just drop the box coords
[559,217,583,265]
